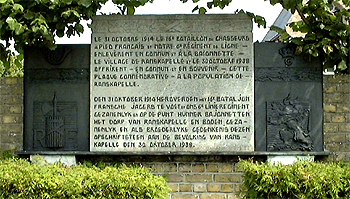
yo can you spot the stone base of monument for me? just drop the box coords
[267,155,314,165]
[30,154,76,166]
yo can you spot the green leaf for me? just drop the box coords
[139,0,150,5]
[61,10,80,18]
[75,23,84,33]
[280,32,290,40]
[338,60,347,70]
[270,25,286,34]
[192,5,199,13]
[305,33,315,40]
[295,45,303,55]
[80,0,92,8]
[343,0,350,6]
[127,6,135,15]
[12,4,24,12]
[24,11,35,20]
[15,24,25,35]
[61,11,70,18]
[5,17,15,30]
[329,15,337,21]
[270,0,280,5]
[199,7,207,14]
[291,37,303,45]
[66,25,74,37]
[207,2,213,9]
[337,30,347,37]
[322,60,334,71]
[39,24,48,35]
[62,0,73,4]
[321,38,331,45]
[56,29,64,37]
[56,21,66,29]
[5,16,25,35]
[31,25,40,33]
[72,10,80,18]
[254,15,266,28]
[323,45,333,54]
[339,46,348,55]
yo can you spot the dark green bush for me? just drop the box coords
[237,159,350,199]
[0,157,170,199]
[0,150,15,160]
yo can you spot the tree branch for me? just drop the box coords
[295,5,311,26]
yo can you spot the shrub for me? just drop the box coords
[0,157,170,199]
[0,150,15,160]
[237,159,350,199]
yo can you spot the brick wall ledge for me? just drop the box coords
[15,151,332,156]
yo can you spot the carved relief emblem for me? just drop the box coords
[45,93,64,148]
[279,46,295,66]
[266,94,313,151]
[43,46,71,65]
[33,92,78,150]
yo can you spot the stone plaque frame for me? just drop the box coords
[90,14,254,153]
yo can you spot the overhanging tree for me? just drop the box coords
[191,0,350,73]
[270,0,350,73]
[0,0,349,76]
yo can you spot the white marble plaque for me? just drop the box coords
[90,14,254,152]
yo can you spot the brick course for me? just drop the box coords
[146,160,244,199]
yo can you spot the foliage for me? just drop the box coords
[190,0,349,73]
[0,43,23,77]
[0,0,349,75]
[0,0,108,52]
[237,159,350,199]
[190,0,267,27]
[0,156,170,199]
[0,0,155,76]
[0,150,16,160]
[269,0,349,74]
[111,0,153,15]
[0,0,108,77]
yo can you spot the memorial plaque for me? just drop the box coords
[90,14,254,152]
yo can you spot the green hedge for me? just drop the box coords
[0,157,170,199]
[237,160,350,199]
